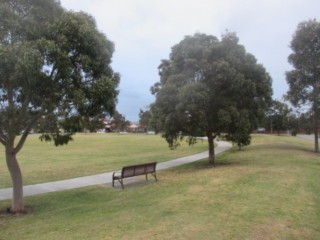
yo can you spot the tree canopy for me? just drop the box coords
[151,33,272,163]
[286,19,320,152]
[0,0,119,213]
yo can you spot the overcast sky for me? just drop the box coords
[60,0,319,121]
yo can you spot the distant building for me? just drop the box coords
[100,118,112,132]
[128,122,142,133]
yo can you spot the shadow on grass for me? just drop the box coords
[171,157,242,174]
[111,176,158,190]
[249,142,318,155]
[0,205,34,218]
[173,140,319,174]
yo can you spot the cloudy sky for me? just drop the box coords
[60,0,319,121]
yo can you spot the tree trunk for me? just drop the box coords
[207,133,215,164]
[6,149,24,213]
[314,110,319,153]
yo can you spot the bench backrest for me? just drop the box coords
[122,162,157,178]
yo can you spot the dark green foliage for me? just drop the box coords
[223,109,252,150]
[139,108,153,132]
[265,100,291,134]
[151,32,272,162]
[286,19,320,152]
[0,0,119,147]
[39,132,73,146]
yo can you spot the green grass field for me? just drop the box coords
[0,133,208,188]
[1,134,320,240]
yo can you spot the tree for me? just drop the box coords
[111,112,130,132]
[286,19,320,152]
[265,100,291,135]
[287,109,301,136]
[150,33,272,164]
[0,0,119,213]
[299,111,314,134]
[139,108,152,132]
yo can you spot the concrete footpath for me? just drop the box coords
[297,134,315,141]
[0,141,232,201]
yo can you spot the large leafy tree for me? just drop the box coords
[0,0,119,213]
[151,33,272,164]
[286,19,320,152]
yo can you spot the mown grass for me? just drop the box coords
[1,134,320,239]
[0,133,207,188]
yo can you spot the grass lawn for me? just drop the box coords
[0,133,208,188]
[1,134,320,239]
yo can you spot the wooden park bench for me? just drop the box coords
[112,162,158,189]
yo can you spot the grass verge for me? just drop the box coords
[0,134,320,239]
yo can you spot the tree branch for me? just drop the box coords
[14,112,44,154]
[50,65,57,79]
[0,130,7,146]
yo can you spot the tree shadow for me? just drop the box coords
[0,205,33,217]
[250,142,317,154]
[111,176,158,190]
[177,141,320,173]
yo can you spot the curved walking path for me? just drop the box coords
[0,141,231,200]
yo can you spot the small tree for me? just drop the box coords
[286,19,320,152]
[0,0,119,213]
[139,108,152,132]
[151,33,272,164]
[287,110,301,136]
[265,100,291,135]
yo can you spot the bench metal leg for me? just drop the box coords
[146,172,157,182]
[115,178,124,189]
[120,179,124,189]
[152,172,158,181]
[112,177,124,189]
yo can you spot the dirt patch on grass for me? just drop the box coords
[246,219,310,240]
[0,205,34,218]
